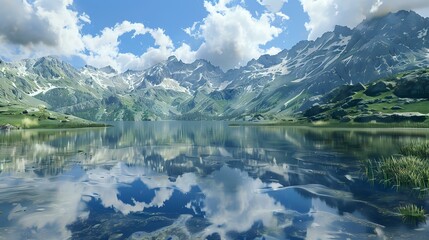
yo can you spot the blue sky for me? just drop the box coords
[0,0,428,72]
[74,0,309,53]
[70,0,310,70]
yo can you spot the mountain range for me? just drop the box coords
[0,10,428,121]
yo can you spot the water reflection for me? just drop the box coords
[0,122,428,239]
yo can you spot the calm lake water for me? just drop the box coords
[0,121,428,240]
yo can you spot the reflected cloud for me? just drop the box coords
[199,166,289,239]
[1,162,291,239]
[83,163,198,215]
[0,164,165,238]
[1,122,429,239]
[306,198,385,240]
[4,180,88,239]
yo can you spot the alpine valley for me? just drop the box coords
[1,10,429,123]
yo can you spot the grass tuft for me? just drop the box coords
[364,156,429,191]
[396,204,426,224]
[400,142,429,159]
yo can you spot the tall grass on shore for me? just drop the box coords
[363,142,429,223]
[364,142,429,191]
[400,142,429,159]
[364,156,429,191]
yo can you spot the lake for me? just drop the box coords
[0,121,428,240]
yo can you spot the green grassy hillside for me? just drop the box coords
[301,68,429,126]
[0,104,107,129]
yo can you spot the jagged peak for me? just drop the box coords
[192,58,223,72]
[123,69,141,75]
[83,64,98,71]
[35,55,61,63]
[333,25,352,35]
[100,65,117,74]
[391,9,421,19]
[357,10,425,30]
[167,55,179,62]
[32,56,76,70]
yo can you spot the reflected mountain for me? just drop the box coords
[0,122,428,239]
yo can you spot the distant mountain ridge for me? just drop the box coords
[0,10,428,121]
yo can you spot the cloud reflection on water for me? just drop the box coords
[2,163,290,239]
[1,122,429,239]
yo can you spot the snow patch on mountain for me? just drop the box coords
[29,83,57,96]
[342,56,353,65]
[16,64,29,77]
[246,58,289,80]
[218,81,231,91]
[337,35,351,47]
[291,74,309,83]
[419,28,428,39]
[156,78,190,94]
[266,58,289,76]
[81,68,110,89]
[124,72,145,91]
[284,89,304,107]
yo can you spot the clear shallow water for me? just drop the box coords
[0,121,428,240]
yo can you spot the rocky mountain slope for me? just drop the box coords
[0,10,428,121]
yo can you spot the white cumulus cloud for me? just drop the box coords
[276,12,290,21]
[81,21,181,72]
[0,0,85,60]
[189,0,282,70]
[265,46,282,55]
[0,0,284,71]
[300,0,429,40]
